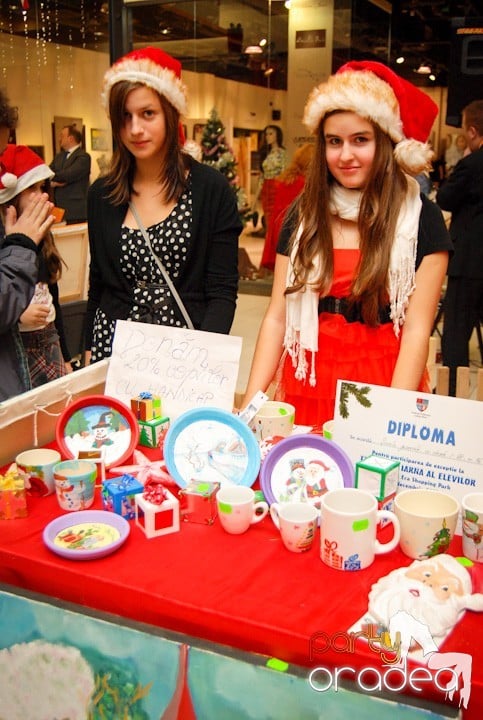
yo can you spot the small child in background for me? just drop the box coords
[0,144,72,387]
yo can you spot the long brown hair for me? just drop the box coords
[104,81,190,206]
[289,113,408,326]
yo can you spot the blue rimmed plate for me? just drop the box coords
[163,407,261,489]
[260,434,354,506]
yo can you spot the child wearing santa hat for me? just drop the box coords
[241,61,453,426]
[0,144,71,388]
[85,46,241,364]
[0,90,55,400]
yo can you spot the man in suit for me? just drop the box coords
[437,99,483,395]
[50,124,91,224]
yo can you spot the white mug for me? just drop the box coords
[461,492,483,563]
[394,489,459,560]
[251,401,295,441]
[216,485,269,534]
[270,502,318,552]
[320,488,400,571]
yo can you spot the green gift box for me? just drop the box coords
[355,454,399,501]
[138,416,170,448]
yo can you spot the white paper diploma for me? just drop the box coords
[333,380,483,533]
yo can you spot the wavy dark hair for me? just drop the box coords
[103,81,190,206]
[288,111,408,326]
[260,124,285,163]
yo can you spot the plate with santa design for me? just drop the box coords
[260,434,354,507]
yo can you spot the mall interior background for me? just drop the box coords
[1,0,481,195]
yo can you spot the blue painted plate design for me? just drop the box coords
[163,407,261,489]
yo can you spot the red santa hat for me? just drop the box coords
[303,60,438,174]
[102,46,188,117]
[0,144,54,204]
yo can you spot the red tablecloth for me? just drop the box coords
[1,447,482,717]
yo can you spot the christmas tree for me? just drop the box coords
[423,519,452,557]
[200,108,249,218]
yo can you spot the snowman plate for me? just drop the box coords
[163,407,261,489]
[260,434,354,506]
[56,395,139,469]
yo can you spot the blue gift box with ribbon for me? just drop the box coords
[101,474,144,519]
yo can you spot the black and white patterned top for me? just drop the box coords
[91,185,192,361]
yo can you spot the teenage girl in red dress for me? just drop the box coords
[241,61,452,427]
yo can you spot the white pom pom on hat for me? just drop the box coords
[102,45,188,117]
[303,60,438,175]
[0,144,54,204]
[1,172,17,189]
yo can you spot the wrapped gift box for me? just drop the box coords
[355,454,399,501]
[131,393,162,422]
[135,488,180,539]
[0,470,27,520]
[102,474,143,520]
[138,416,170,449]
[178,481,220,525]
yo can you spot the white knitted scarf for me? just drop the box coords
[283,176,422,386]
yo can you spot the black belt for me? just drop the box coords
[318,296,392,324]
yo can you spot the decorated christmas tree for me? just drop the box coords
[200,108,249,218]
[423,519,452,557]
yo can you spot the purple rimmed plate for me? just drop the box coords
[43,510,130,560]
[260,434,354,507]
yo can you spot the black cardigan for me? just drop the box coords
[85,160,242,350]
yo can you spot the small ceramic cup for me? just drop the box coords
[15,448,61,496]
[320,488,400,571]
[270,502,318,552]
[251,401,295,441]
[461,492,483,563]
[322,420,334,440]
[53,459,97,511]
[394,489,460,560]
[216,485,269,534]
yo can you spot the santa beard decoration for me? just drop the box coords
[368,554,483,646]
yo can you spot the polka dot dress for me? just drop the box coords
[91,186,192,362]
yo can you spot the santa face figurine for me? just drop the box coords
[368,554,483,646]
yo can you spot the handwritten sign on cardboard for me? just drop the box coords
[105,320,242,420]
[333,380,483,534]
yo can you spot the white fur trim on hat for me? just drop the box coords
[102,56,187,116]
[303,65,436,175]
[303,69,403,142]
[0,164,53,204]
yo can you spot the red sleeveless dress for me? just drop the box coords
[275,249,429,428]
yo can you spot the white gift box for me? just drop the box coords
[355,454,399,501]
[134,488,180,539]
